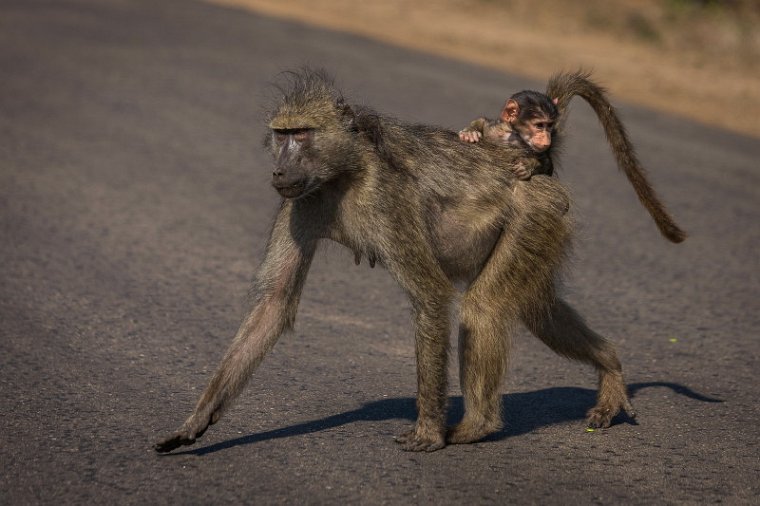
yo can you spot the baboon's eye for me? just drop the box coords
[292,129,313,143]
[273,130,288,143]
[272,128,314,143]
[530,118,555,132]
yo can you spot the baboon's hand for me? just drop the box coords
[458,130,482,143]
[154,417,211,453]
[512,162,532,181]
[154,431,196,453]
[395,426,446,452]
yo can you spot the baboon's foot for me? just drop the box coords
[446,418,501,444]
[586,397,636,429]
[394,424,446,452]
[587,372,636,429]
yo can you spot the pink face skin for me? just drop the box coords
[519,117,554,152]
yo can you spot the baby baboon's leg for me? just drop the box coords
[523,298,636,428]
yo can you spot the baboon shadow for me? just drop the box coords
[166,382,721,456]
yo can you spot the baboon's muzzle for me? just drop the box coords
[272,169,309,199]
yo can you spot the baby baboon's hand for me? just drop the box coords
[458,129,482,143]
[512,161,532,181]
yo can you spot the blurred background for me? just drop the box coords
[212,0,760,137]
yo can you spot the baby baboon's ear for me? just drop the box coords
[500,99,520,123]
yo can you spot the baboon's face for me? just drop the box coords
[268,128,318,199]
[266,106,360,200]
[517,116,555,153]
[266,80,361,200]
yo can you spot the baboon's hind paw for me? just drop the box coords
[586,399,636,429]
[446,420,500,444]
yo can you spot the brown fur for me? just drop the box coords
[155,69,634,454]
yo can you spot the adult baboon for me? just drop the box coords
[155,69,634,453]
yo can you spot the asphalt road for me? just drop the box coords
[1,0,758,504]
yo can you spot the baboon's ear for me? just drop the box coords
[337,98,356,131]
[500,99,520,123]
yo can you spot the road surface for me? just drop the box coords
[1,0,758,503]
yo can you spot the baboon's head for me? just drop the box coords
[265,69,361,199]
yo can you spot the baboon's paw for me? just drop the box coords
[586,399,636,429]
[446,420,500,444]
[394,429,414,444]
[401,435,446,452]
[154,431,197,453]
[154,419,210,453]
[395,428,445,452]
[513,164,531,181]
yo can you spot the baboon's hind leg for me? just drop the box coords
[448,208,535,443]
[523,299,636,428]
[449,176,575,443]
[448,294,514,444]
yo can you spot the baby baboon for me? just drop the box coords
[459,90,557,179]
[459,71,686,243]
[155,69,634,454]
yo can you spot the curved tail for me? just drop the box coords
[547,71,686,243]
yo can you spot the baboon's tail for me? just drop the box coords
[546,71,686,243]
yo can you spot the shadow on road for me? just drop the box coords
[165,381,721,456]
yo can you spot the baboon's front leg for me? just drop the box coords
[394,300,451,452]
[154,301,289,453]
[385,240,454,452]
[155,203,317,453]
